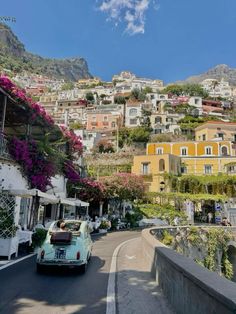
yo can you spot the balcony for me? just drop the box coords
[91,122,98,126]
[103,121,109,126]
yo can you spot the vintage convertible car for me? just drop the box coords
[36,220,93,273]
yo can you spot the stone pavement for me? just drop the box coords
[116,237,174,314]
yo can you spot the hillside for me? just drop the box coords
[0,23,92,81]
[178,64,236,86]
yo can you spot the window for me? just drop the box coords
[92,116,96,121]
[205,146,212,155]
[156,148,163,155]
[181,147,188,156]
[159,159,165,171]
[111,122,116,128]
[204,165,212,174]
[129,108,137,116]
[221,146,228,156]
[103,116,108,121]
[218,133,224,139]
[181,166,187,174]
[130,118,137,125]
[142,163,149,175]
[202,134,206,141]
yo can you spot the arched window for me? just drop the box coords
[129,108,137,116]
[155,116,161,123]
[221,146,228,156]
[159,159,165,172]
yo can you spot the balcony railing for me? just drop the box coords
[0,134,11,159]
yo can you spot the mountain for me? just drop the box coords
[0,23,92,81]
[178,64,236,86]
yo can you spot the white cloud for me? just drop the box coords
[98,0,159,35]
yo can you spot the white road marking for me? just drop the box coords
[125,254,136,260]
[106,237,139,314]
[0,253,36,270]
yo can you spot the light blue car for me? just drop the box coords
[36,220,93,273]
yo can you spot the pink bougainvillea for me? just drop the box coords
[9,137,56,192]
[59,125,83,156]
[75,177,105,202]
[64,160,80,183]
[0,76,54,125]
[102,173,144,201]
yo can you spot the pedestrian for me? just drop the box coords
[207,212,213,223]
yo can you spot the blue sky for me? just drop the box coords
[1,0,236,83]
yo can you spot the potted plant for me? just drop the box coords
[0,206,18,260]
[98,220,110,234]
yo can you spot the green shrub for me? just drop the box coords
[31,229,47,248]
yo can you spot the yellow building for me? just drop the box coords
[195,121,236,142]
[132,154,180,192]
[132,139,236,192]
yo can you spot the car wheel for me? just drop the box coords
[36,263,44,274]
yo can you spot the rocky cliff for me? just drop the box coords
[0,23,92,81]
[179,64,236,86]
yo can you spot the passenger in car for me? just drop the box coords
[60,222,67,231]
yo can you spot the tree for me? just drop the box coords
[93,139,114,153]
[61,82,74,91]
[102,173,145,202]
[130,126,150,143]
[85,92,94,103]
[143,86,153,94]
[114,95,126,104]
[131,88,146,101]
[150,134,173,142]
[162,84,184,96]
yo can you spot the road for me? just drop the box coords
[0,231,141,314]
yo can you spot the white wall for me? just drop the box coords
[0,160,28,190]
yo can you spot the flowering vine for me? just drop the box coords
[0,76,54,125]
[64,160,80,183]
[9,137,56,192]
[59,125,83,156]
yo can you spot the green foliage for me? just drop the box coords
[166,173,236,198]
[137,203,187,225]
[93,139,114,153]
[114,95,126,104]
[103,173,145,202]
[150,133,173,143]
[162,84,184,96]
[204,228,233,279]
[61,82,74,90]
[162,84,209,98]
[0,207,18,238]
[131,88,146,101]
[162,230,174,246]
[130,126,151,143]
[99,220,110,230]
[142,86,153,94]
[149,192,227,202]
[31,229,47,248]
[125,211,142,228]
[85,92,94,102]
[69,121,83,130]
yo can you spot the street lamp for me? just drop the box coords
[159,181,165,205]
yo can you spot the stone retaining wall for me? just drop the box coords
[142,227,236,314]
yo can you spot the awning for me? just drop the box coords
[59,198,76,206]
[9,189,59,203]
[66,198,89,207]
[9,189,89,207]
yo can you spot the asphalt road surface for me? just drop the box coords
[0,230,140,314]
